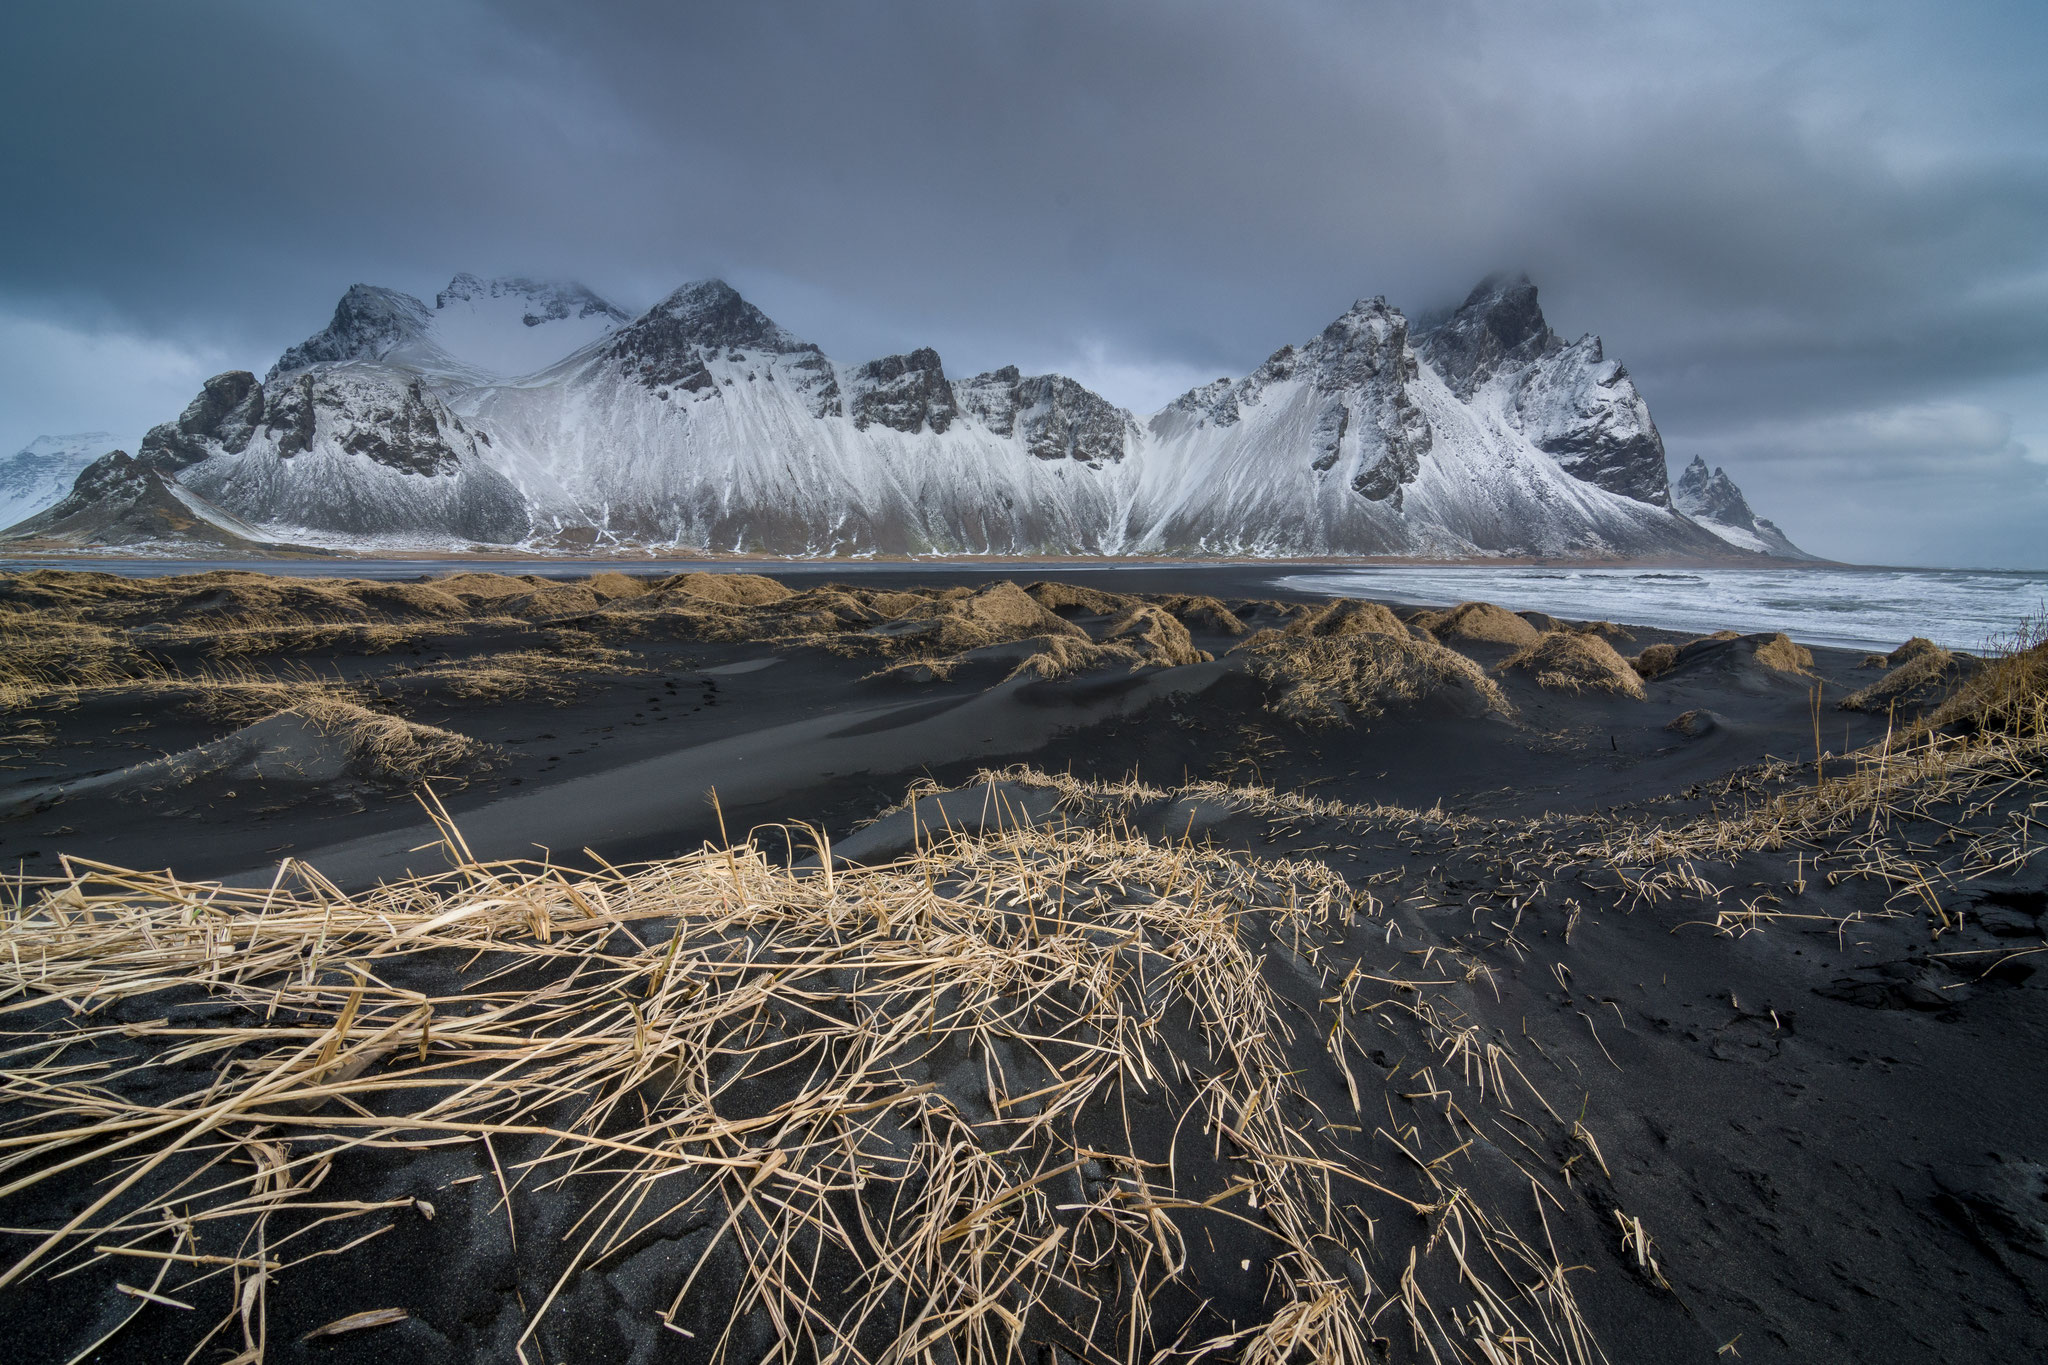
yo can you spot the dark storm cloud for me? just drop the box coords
[4,0,2045,565]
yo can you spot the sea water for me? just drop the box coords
[1276,566,2048,652]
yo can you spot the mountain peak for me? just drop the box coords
[0,433,120,531]
[1417,272,1554,398]
[645,280,777,344]
[267,285,433,383]
[1670,457,1812,557]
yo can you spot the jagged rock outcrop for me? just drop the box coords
[603,280,842,418]
[954,369,1137,465]
[1671,455,1810,558]
[110,366,531,545]
[138,371,265,469]
[1417,272,1554,399]
[269,275,636,385]
[1155,299,1432,506]
[849,349,957,433]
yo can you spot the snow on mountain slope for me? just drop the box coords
[267,275,631,384]
[133,365,528,545]
[1671,455,1811,558]
[1131,295,1729,557]
[465,283,1137,553]
[0,433,114,528]
[112,270,1808,559]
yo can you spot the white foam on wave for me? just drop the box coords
[1276,566,2048,653]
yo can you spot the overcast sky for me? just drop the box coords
[5,0,2045,567]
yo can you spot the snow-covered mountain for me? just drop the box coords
[7,271,1810,559]
[1671,455,1810,558]
[265,275,631,385]
[0,433,115,528]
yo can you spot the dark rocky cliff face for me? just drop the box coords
[849,349,957,433]
[1417,273,1558,399]
[139,371,265,469]
[0,450,274,550]
[1511,339,1671,507]
[957,369,1137,464]
[1670,456,1812,558]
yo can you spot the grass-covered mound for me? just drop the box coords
[1239,630,1512,725]
[1498,630,1647,699]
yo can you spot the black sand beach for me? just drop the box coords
[2,565,2043,1364]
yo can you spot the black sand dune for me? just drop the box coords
[1,566,2043,1365]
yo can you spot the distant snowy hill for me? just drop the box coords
[5,272,1811,559]
[0,433,115,528]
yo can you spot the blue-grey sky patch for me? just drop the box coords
[4,0,2044,566]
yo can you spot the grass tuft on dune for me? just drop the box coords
[1239,630,1513,724]
[1498,630,1647,699]
[1411,600,1542,647]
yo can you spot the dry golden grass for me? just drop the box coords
[1499,631,1647,699]
[1840,646,1966,714]
[1411,601,1542,647]
[264,698,494,784]
[1280,598,1408,640]
[1240,631,1513,725]
[196,616,529,659]
[1630,643,1679,681]
[1885,636,1945,668]
[654,570,791,606]
[1927,611,2048,739]
[1751,632,1816,676]
[0,610,144,709]
[1096,601,1210,666]
[385,645,643,705]
[1153,592,1248,636]
[0,793,1603,1365]
[1023,580,1132,616]
[1558,618,2047,932]
[1632,631,1811,684]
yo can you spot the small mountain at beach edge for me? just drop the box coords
[4,272,1814,561]
[1671,455,1813,559]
